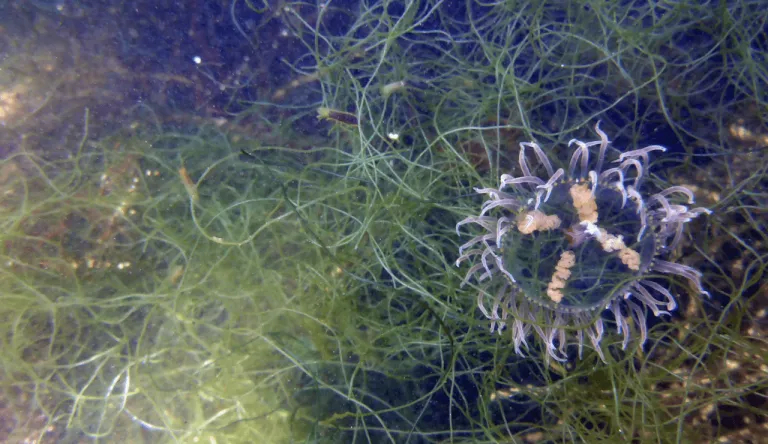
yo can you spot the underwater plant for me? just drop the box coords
[456,122,711,362]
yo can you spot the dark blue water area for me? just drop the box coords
[8,0,756,140]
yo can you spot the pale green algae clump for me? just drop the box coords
[0,125,362,442]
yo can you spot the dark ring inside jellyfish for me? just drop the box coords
[502,181,658,313]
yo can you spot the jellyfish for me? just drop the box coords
[456,122,710,362]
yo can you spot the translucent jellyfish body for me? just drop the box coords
[456,123,710,362]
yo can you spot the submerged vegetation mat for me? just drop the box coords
[0,0,766,442]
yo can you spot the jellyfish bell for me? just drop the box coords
[456,122,710,362]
